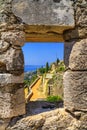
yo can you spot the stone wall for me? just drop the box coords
[63,0,87,112]
[0,0,25,121]
[0,0,87,130]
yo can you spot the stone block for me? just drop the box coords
[69,39,87,70]
[0,47,24,73]
[63,0,87,41]
[64,41,75,67]
[1,31,25,47]
[64,71,87,111]
[0,88,25,119]
[12,0,74,27]
[0,73,24,85]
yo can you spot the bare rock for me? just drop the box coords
[0,73,24,85]
[7,108,87,130]
[64,70,87,111]
[12,0,74,27]
[69,39,87,70]
[0,61,6,72]
[0,47,24,73]
[0,87,25,119]
[1,31,25,47]
[0,40,10,53]
[63,0,87,41]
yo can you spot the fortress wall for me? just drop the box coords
[0,1,87,129]
[0,0,26,120]
[63,0,87,112]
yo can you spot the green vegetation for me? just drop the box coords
[24,71,37,86]
[56,58,60,65]
[37,62,50,75]
[46,95,63,102]
[56,65,65,72]
[38,67,46,75]
[56,61,65,72]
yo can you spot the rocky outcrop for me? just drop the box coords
[7,109,87,130]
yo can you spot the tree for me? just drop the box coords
[45,62,49,73]
[56,58,60,65]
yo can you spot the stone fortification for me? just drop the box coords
[0,0,87,130]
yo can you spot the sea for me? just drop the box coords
[24,65,44,72]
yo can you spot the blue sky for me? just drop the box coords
[22,42,64,65]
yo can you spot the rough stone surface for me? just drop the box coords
[0,73,24,85]
[0,61,6,72]
[0,0,21,24]
[6,109,87,130]
[63,0,87,41]
[0,0,87,130]
[64,41,75,67]
[0,87,25,119]
[0,40,10,53]
[12,0,74,26]
[1,31,25,47]
[0,47,24,74]
[64,71,87,111]
[69,39,87,70]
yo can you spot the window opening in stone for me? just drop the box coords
[22,42,65,115]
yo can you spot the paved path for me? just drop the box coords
[30,77,46,101]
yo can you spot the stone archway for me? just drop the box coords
[0,0,87,129]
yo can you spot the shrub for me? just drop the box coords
[46,95,63,102]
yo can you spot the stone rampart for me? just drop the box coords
[0,0,87,129]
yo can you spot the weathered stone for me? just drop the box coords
[7,108,87,130]
[64,71,87,111]
[0,23,24,33]
[0,0,87,130]
[0,47,24,73]
[0,61,6,72]
[75,0,87,27]
[0,119,10,130]
[69,39,87,70]
[63,27,87,41]
[12,0,74,27]
[63,0,87,41]
[0,73,24,85]
[0,40,10,53]
[1,31,25,47]
[0,88,25,119]
[0,83,24,93]
[64,41,75,67]
[0,0,21,24]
